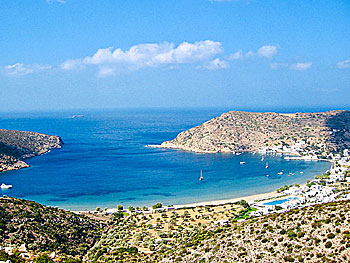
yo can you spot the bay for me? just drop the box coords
[0,108,331,210]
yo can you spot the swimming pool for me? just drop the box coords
[263,197,298,206]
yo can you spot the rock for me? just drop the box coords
[0,129,63,173]
[158,110,350,154]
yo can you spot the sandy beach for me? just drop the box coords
[173,190,283,209]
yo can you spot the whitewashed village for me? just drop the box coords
[250,139,350,218]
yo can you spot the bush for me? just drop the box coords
[152,203,163,209]
[33,254,54,263]
[288,230,297,238]
[325,241,332,248]
[284,256,295,262]
[327,233,336,239]
[62,258,82,263]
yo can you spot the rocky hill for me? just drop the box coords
[0,129,63,172]
[1,198,349,262]
[159,110,350,154]
[86,200,350,262]
[0,197,105,258]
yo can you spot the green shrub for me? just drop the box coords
[325,241,332,248]
[33,254,54,263]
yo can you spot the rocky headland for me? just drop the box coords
[156,110,350,155]
[0,129,63,173]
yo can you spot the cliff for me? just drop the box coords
[0,129,63,172]
[158,110,350,154]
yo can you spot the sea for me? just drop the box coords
[0,108,332,210]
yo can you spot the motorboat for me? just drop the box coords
[1,183,12,189]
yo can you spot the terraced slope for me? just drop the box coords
[160,110,350,154]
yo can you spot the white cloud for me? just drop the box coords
[290,62,312,71]
[203,58,229,70]
[228,50,243,60]
[336,59,350,69]
[270,62,288,69]
[4,63,52,75]
[270,62,312,71]
[228,45,278,60]
[257,45,278,58]
[61,40,224,75]
[60,59,84,70]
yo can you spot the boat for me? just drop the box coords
[199,170,203,181]
[300,172,304,174]
[266,174,270,177]
[71,115,84,118]
[1,183,12,189]
[265,162,269,169]
[240,161,246,165]
[277,171,283,175]
[261,156,264,161]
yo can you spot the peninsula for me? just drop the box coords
[154,110,350,156]
[0,129,63,173]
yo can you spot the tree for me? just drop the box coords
[152,203,162,209]
[117,205,123,211]
[128,206,135,212]
[238,200,250,209]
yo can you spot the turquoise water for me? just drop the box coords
[263,197,298,206]
[0,109,331,210]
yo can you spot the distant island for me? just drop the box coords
[0,129,63,173]
[153,110,350,157]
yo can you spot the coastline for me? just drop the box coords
[172,190,282,209]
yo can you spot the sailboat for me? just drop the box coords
[199,170,203,181]
[265,162,269,169]
[261,156,264,161]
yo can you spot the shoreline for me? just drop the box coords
[75,190,283,213]
[72,158,334,213]
[172,190,283,209]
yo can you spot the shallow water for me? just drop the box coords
[0,108,331,210]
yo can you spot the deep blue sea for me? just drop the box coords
[0,108,331,210]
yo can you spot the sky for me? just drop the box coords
[0,0,349,112]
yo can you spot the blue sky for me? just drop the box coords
[0,0,349,111]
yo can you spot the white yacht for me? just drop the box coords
[1,183,12,189]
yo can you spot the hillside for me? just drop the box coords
[86,200,350,262]
[0,129,63,172]
[0,197,105,258]
[159,110,350,154]
[1,198,349,262]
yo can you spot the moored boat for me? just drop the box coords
[199,170,203,181]
[1,183,12,189]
